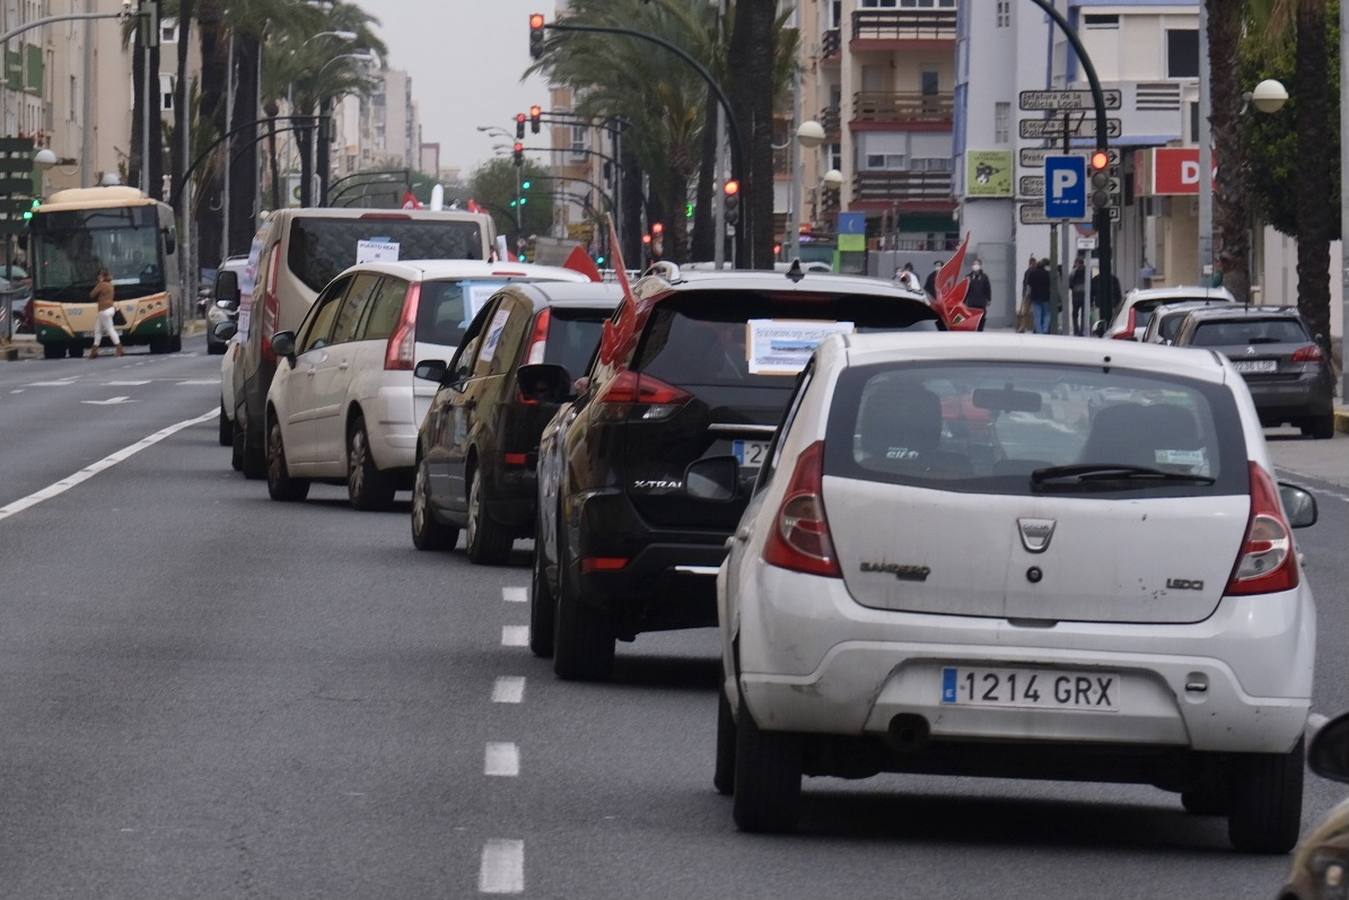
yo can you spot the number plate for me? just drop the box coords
[941,666,1119,711]
[732,439,770,469]
[1232,359,1277,374]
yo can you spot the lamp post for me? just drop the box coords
[790,120,827,263]
[1241,79,1288,303]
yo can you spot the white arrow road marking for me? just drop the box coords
[478,839,524,894]
[0,408,216,523]
[80,396,135,406]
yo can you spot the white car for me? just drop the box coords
[220,337,240,462]
[1106,285,1235,340]
[262,260,590,508]
[713,332,1318,852]
[1139,298,1234,344]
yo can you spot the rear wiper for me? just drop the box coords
[1031,463,1216,490]
[1247,336,1282,345]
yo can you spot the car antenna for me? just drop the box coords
[785,259,805,284]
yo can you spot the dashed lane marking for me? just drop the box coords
[502,586,527,603]
[492,676,525,704]
[501,626,529,647]
[176,379,219,386]
[9,389,21,394]
[105,380,153,386]
[23,378,79,387]
[0,408,216,523]
[478,839,525,894]
[484,742,520,777]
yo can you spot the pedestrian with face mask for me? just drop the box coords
[923,260,942,302]
[965,258,992,331]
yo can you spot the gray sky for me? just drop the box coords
[358,0,557,179]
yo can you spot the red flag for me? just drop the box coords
[466,198,485,215]
[598,214,637,364]
[562,245,603,282]
[933,233,984,331]
[401,191,424,210]
[935,233,970,301]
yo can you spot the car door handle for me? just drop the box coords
[304,366,316,377]
[337,363,349,371]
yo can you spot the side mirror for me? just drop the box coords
[211,320,237,342]
[1309,711,1349,784]
[516,363,574,404]
[215,298,238,311]
[1279,482,1317,529]
[162,227,176,256]
[1092,320,1107,338]
[216,270,240,305]
[414,359,448,383]
[271,330,297,363]
[685,456,741,502]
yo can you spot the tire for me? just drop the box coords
[1181,786,1229,816]
[241,419,266,480]
[347,416,395,511]
[169,333,182,352]
[714,685,737,796]
[42,343,64,359]
[218,402,232,447]
[266,419,310,502]
[732,699,802,833]
[1227,738,1304,854]
[529,526,556,657]
[1302,414,1335,440]
[465,465,514,565]
[411,458,458,551]
[552,539,615,681]
[148,336,168,355]
[68,343,85,358]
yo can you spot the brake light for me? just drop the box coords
[385,282,421,371]
[1225,462,1298,595]
[260,245,282,364]
[525,308,551,366]
[359,213,411,220]
[1112,306,1137,340]
[1291,344,1323,363]
[581,557,629,574]
[762,441,840,578]
[594,370,691,422]
[504,452,529,466]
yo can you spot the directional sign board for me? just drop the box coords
[1020,174,1119,199]
[1043,155,1087,220]
[1020,204,1121,225]
[1019,89,1123,111]
[1019,147,1120,169]
[1019,117,1122,140]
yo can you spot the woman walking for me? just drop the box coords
[89,269,124,358]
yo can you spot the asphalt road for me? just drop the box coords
[1,337,1347,898]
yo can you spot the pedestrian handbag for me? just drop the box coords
[112,307,127,327]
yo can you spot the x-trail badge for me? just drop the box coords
[1017,518,1056,553]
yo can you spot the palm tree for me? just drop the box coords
[728,0,778,269]
[1205,0,1252,302]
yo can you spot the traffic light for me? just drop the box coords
[651,222,664,236]
[685,202,695,219]
[1089,150,1113,211]
[530,105,542,135]
[651,222,664,258]
[513,142,524,167]
[529,14,545,59]
[516,113,526,140]
[723,179,740,227]
[22,197,39,221]
[521,179,533,191]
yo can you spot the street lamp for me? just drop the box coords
[302,29,357,46]
[318,51,377,77]
[1248,79,1289,115]
[796,120,826,149]
[822,169,844,190]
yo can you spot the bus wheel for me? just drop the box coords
[67,343,84,359]
[43,343,64,360]
[169,334,182,352]
[148,337,169,354]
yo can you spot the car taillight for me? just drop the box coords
[385,282,421,371]
[260,245,281,364]
[593,370,691,422]
[525,308,551,366]
[762,441,840,578]
[1291,344,1323,363]
[1225,462,1298,596]
[1112,306,1137,340]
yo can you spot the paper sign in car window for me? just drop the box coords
[464,281,507,322]
[356,239,400,265]
[746,319,854,376]
[478,307,512,365]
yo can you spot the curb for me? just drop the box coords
[1336,408,1349,435]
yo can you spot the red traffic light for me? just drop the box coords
[642,234,652,245]
[530,13,545,30]
[516,113,527,124]
[514,142,524,153]
[723,180,740,197]
[530,105,542,118]
[1089,150,1111,172]
[651,222,664,235]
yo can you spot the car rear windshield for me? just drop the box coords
[287,219,483,293]
[545,310,607,378]
[415,280,506,347]
[824,362,1247,498]
[1136,296,1223,326]
[1190,318,1307,347]
[633,292,938,388]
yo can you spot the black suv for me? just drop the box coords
[411,282,621,563]
[1172,305,1336,438]
[532,266,941,680]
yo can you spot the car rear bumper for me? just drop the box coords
[734,567,1314,755]
[1246,376,1333,422]
[368,385,418,471]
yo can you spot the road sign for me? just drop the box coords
[1077,235,1098,251]
[1019,147,1120,169]
[1019,117,1122,140]
[1043,155,1087,220]
[1019,174,1120,199]
[1019,89,1123,112]
[1020,204,1120,225]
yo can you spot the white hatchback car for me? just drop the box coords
[263,260,589,508]
[713,332,1318,852]
[1105,285,1235,340]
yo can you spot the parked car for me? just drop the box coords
[713,331,1317,850]
[1,264,32,334]
[258,260,591,508]
[227,207,497,480]
[1102,285,1235,340]
[409,281,622,561]
[531,265,942,680]
[1172,305,1335,438]
[207,255,250,355]
[1282,712,1349,898]
[1139,298,1233,345]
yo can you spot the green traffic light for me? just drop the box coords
[519,197,528,206]
[685,202,695,219]
[509,199,518,208]
[521,180,533,191]
[596,256,605,266]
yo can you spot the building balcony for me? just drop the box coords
[851,9,957,48]
[821,28,842,61]
[851,91,953,131]
[851,169,954,211]
[820,105,841,139]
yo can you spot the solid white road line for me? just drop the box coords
[0,408,216,524]
[502,586,527,603]
[501,626,529,647]
[492,676,526,704]
[484,742,520,777]
[478,839,525,894]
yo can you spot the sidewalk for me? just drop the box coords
[2,319,205,361]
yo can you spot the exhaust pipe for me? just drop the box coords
[887,713,931,753]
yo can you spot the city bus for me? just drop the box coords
[29,186,182,359]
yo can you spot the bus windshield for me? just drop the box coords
[31,205,165,301]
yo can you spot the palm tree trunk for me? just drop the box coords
[620,143,644,265]
[665,171,691,263]
[196,0,226,270]
[689,92,718,260]
[1294,0,1334,357]
[146,0,165,200]
[228,35,261,256]
[130,38,145,188]
[298,104,314,208]
[170,0,194,209]
[1206,0,1251,302]
[264,101,282,211]
[729,0,777,269]
[316,96,333,205]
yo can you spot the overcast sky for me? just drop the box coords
[357,0,558,179]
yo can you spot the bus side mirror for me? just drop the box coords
[163,227,176,256]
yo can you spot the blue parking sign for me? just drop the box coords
[1043,155,1087,220]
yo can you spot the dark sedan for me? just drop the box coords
[1173,305,1335,438]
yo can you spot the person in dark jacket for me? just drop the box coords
[1069,256,1087,335]
[923,260,942,301]
[1091,270,1123,325]
[1026,259,1053,334]
[965,258,992,331]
